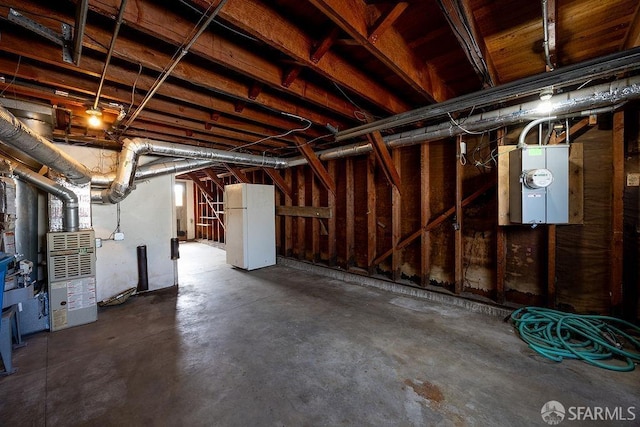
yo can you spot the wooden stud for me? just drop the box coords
[420,143,431,287]
[547,225,557,308]
[311,27,341,63]
[296,168,306,260]
[284,168,293,257]
[293,136,336,196]
[346,158,355,267]
[611,110,624,311]
[454,135,464,294]
[368,2,409,44]
[391,150,402,281]
[312,175,321,262]
[327,160,337,265]
[264,168,293,199]
[367,152,377,274]
[372,176,496,267]
[496,128,507,304]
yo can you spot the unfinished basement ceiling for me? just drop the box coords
[0,0,638,177]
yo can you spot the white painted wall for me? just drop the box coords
[56,145,176,302]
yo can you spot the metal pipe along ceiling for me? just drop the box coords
[287,75,640,166]
[0,105,93,184]
[96,138,287,204]
[8,161,79,232]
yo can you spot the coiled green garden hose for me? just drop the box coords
[510,307,640,371]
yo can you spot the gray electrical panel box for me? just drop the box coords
[47,230,97,331]
[509,145,569,224]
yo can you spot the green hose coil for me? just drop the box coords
[510,307,640,372]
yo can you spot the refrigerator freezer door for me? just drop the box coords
[225,183,246,209]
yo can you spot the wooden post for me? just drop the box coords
[327,160,337,265]
[392,150,402,281]
[346,158,355,267]
[367,152,377,274]
[284,168,293,257]
[454,135,464,294]
[611,110,624,311]
[312,175,320,262]
[420,143,431,287]
[297,168,306,260]
[496,128,507,304]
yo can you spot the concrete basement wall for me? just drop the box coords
[56,145,176,302]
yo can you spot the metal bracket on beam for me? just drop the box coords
[8,8,74,64]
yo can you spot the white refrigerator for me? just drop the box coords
[225,183,276,270]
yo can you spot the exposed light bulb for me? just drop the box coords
[87,114,102,128]
[537,100,554,114]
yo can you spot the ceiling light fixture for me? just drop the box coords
[537,87,555,114]
[86,107,103,128]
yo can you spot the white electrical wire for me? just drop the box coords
[230,113,312,152]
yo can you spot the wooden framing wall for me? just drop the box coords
[189,107,639,318]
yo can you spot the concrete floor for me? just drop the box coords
[1,242,638,426]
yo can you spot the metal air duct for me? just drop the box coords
[96,138,285,204]
[0,104,92,184]
[288,75,640,165]
[9,162,79,232]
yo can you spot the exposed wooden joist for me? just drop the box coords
[203,168,225,191]
[368,2,409,44]
[225,165,251,183]
[89,0,408,115]
[293,137,336,196]
[275,205,332,219]
[309,0,454,102]
[0,5,351,129]
[438,0,499,86]
[611,110,624,311]
[310,27,341,63]
[264,168,293,199]
[623,0,640,48]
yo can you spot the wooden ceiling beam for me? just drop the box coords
[368,2,409,44]
[310,27,341,63]
[85,0,371,118]
[263,168,293,199]
[225,165,252,183]
[293,136,336,196]
[438,0,499,86]
[308,0,454,102]
[203,168,225,191]
[0,31,332,137]
[623,0,640,49]
[210,0,411,113]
